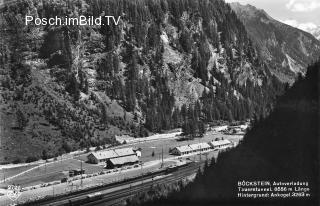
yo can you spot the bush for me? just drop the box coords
[62,142,72,153]
[13,158,22,164]
[25,156,39,163]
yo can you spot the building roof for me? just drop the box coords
[88,147,138,161]
[210,139,232,147]
[109,155,139,165]
[189,143,211,150]
[174,145,193,153]
[89,150,119,160]
[114,147,135,157]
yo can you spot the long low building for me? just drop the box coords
[87,150,118,164]
[106,155,139,169]
[172,139,233,156]
[209,139,232,150]
[87,147,139,165]
[189,143,211,153]
[171,142,211,156]
[114,147,136,157]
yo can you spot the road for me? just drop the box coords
[21,161,203,206]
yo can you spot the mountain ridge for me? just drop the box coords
[230,2,320,84]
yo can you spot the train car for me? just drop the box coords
[165,165,178,174]
[87,192,103,200]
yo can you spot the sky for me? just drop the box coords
[224,0,320,32]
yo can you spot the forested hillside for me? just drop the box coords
[129,60,319,206]
[0,0,293,163]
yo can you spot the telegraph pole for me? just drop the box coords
[161,146,164,168]
[80,160,83,187]
[141,162,143,185]
[199,144,202,162]
[3,168,5,182]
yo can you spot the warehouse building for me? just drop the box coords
[87,150,118,164]
[114,147,136,157]
[106,155,139,169]
[87,147,140,166]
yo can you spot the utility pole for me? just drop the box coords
[199,144,202,162]
[80,160,83,187]
[161,146,164,168]
[141,162,143,185]
[3,168,5,182]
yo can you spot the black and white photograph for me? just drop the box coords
[0,0,319,205]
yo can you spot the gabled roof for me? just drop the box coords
[189,143,211,150]
[89,150,118,160]
[210,139,232,147]
[109,155,139,165]
[114,147,135,156]
[175,145,193,153]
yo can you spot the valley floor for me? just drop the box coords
[0,129,243,205]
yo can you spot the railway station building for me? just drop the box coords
[209,139,232,150]
[171,145,193,156]
[189,143,211,153]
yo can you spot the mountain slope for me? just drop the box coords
[0,0,286,162]
[309,26,320,40]
[129,60,319,206]
[230,2,320,84]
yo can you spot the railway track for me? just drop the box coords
[78,165,200,206]
[23,161,203,206]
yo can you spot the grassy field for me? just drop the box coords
[0,164,38,181]
[113,131,242,163]
[0,158,103,188]
[0,131,243,188]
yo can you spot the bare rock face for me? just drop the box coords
[230,2,320,84]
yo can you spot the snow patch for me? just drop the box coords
[160,32,169,44]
